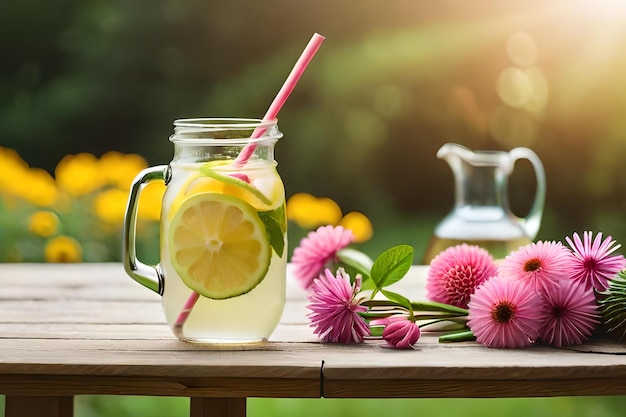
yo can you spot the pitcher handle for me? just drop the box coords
[509,147,546,240]
[122,165,169,295]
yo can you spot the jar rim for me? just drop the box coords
[173,117,276,129]
[170,118,282,144]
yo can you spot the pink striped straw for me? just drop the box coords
[235,32,325,165]
[174,33,325,336]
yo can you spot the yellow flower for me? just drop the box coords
[286,193,342,229]
[28,211,59,237]
[0,147,59,206]
[138,181,165,222]
[339,211,374,243]
[19,168,59,207]
[55,153,104,197]
[44,236,82,263]
[99,151,148,190]
[0,147,28,192]
[314,197,343,225]
[93,188,128,225]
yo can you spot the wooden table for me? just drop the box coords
[1,263,626,417]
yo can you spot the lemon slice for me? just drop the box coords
[168,192,271,299]
[199,165,284,210]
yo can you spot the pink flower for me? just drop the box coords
[426,244,498,309]
[381,316,421,349]
[292,225,354,289]
[307,268,369,343]
[498,241,575,294]
[565,231,626,292]
[468,276,548,349]
[539,279,599,347]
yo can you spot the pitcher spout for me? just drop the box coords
[436,143,475,162]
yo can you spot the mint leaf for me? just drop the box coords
[370,245,414,290]
[258,205,286,256]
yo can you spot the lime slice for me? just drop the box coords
[168,192,271,299]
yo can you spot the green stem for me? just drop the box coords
[361,311,468,323]
[363,299,399,308]
[411,301,469,315]
[419,318,468,329]
[364,299,468,315]
[438,330,476,343]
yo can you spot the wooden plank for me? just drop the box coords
[0,300,165,324]
[190,397,246,417]
[323,377,626,398]
[2,333,626,396]
[0,323,174,340]
[0,301,308,325]
[0,375,320,398]
[320,333,626,398]
[0,284,156,301]
[0,338,325,378]
[321,335,626,381]
[0,299,308,324]
[0,299,309,325]
[0,263,135,287]
[0,264,310,329]
[0,263,312,301]
[5,395,73,417]
[0,322,315,342]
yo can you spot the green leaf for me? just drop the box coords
[258,205,286,257]
[336,248,373,281]
[370,245,414,290]
[360,278,377,291]
[380,289,413,312]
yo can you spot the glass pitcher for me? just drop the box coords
[422,143,546,263]
[123,118,287,343]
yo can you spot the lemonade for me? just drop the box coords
[160,158,287,342]
[122,118,288,343]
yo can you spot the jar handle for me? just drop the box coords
[508,147,546,240]
[122,165,169,295]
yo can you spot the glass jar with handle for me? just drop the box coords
[123,118,287,343]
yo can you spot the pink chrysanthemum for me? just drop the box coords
[468,276,548,349]
[307,268,369,343]
[381,315,421,349]
[498,241,575,294]
[292,225,354,289]
[565,231,626,292]
[426,244,498,309]
[539,279,599,347]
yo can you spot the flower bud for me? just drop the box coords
[382,316,421,349]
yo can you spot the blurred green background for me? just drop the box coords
[3,0,626,415]
[4,0,626,256]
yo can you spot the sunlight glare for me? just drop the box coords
[564,0,626,21]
